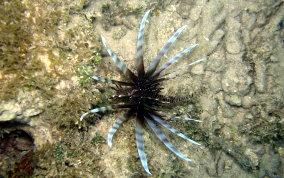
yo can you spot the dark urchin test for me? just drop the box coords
[80,10,204,175]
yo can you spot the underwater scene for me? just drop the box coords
[0,0,283,177]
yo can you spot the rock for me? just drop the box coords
[259,153,281,178]
[221,62,253,96]
[244,148,260,168]
[226,33,243,54]
[23,108,43,118]
[208,29,225,55]
[242,95,255,109]
[190,6,202,21]
[254,60,267,93]
[191,63,204,75]
[206,57,226,73]
[221,103,235,118]
[225,17,244,54]
[224,94,242,107]
[200,94,218,115]
[0,101,22,122]
[208,73,222,93]
[0,90,44,124]
[112,26,127,40]
[216,93,235,118]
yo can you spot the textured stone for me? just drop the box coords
[191,63,204,75]
[259,154,281,178]
[0,101,21,122]
[224,94,242,107]
[254,60,267,93]
[0,91,44,123]
[23,108,43,118]
[221,62,253,96]
[225,17,243,54]
[244,149,260,168]
[208,29,225,55]
[226,33,243,54]
[217,93,235,118]
[200,94,218,115]
[207,72,222,93]
[221,103,235,118]
[206,57,226,73]
[242,96,255,109]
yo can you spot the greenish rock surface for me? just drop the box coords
[0,0,283,177]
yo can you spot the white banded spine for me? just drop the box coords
[135,120,151,175]
[147,25,187,73]
[107,117,126,147]
[101,35,127,74]
[151,115,201,145]
[161,58,205,77]
[145,118,193,162]
[83,67,113,83]
[136,10,150,76]
[152,44,198,77]
[166,115,202,122]
[80,106,112,121]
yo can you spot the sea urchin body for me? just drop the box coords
[80,10,204,175]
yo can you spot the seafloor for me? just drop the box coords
[0,0,283,177]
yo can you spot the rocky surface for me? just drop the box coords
[0,0,283,177]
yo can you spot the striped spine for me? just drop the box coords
[101,35,136,81]
[87,74,114,84]
[83,66,113,83]
[151,115,201,145]
[136,10,150,76]
[80,106,112,121]
[161,58,205,78]
[135,120,152,175]
[101,35,128,74]
[145,118,193,162]
[107,117,126,147]
[152,44,198,77]
[166,115,202,122]
[83,67,133,86]
[186,58,205,67]
[147,25,187,75]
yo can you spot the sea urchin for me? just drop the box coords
[80,10,204,175]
